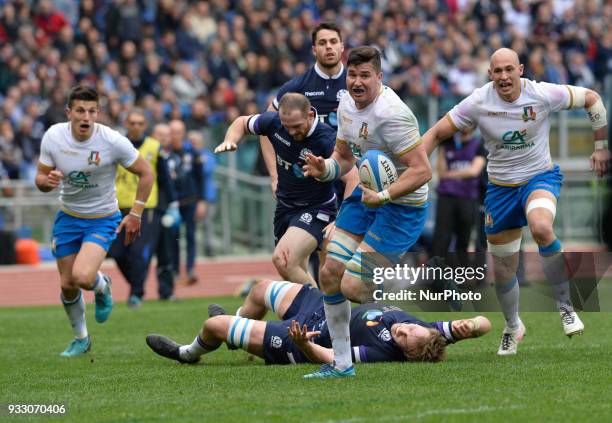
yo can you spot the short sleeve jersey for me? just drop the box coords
[39,122,139,217]
[336,86,428,205]
[447,79,571,185]
[247,111,337,207]
[317,303,435,363]
[273,63,347,129]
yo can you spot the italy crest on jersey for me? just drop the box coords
[522,106,537,122]
[358,122,369,140]
[88,151,101,166]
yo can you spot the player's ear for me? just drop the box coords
[487,68,492,81]
[519,64,524,76]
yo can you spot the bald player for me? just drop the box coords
[215,93,355,287]
[422,48,610,355]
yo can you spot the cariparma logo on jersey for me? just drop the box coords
[88,151,101,166]
[67,170,98,188]
[522,106,537,122]
[359,122,369,140]
[499,129,534,151]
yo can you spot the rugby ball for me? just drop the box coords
[358,150,398,192]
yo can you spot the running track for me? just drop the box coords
[0,256,279,307]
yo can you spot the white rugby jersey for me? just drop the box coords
[39,122,139,217]
[336,85,428,205]
[447,78,571,185]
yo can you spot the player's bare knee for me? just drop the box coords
[71,269,95,288]
[204,316,230,339]
[529,220,555,246]
[272,250,290,278]
[249,279,272,303]
[60,275,77,290]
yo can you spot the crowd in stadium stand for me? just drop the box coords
[0,0,610,181]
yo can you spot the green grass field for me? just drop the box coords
[1,297,611,422]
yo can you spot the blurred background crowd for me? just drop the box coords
[0,0,610,181]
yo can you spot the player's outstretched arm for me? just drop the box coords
[117,156,154,245]
[422,116,459,156]
[583,89,610,177]
[214,116,249,154]
[288,320,332,364]
[35,163,62,193]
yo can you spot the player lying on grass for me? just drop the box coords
[146,279,491,365]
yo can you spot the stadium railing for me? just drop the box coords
[0,166,606,255]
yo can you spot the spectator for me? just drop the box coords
[171,62,207,103]
[167,119,205,286]
[432,127,486,263]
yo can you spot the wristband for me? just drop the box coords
[595,140,608,150]
[315,158,340,182]
[377,189,392,205]
[131,202,145,215]
[134,200,146,205]
[129,211,142,219]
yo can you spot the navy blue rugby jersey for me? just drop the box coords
[317,303,440,363]
[247,111,337,207]
[272,64,347,129]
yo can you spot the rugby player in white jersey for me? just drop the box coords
[35,86,154,357]
[302,46,432,377]
[422,48,610,355]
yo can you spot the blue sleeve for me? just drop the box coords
[247,112,277,136]
[273,77,302,110]
[156,148,177,203]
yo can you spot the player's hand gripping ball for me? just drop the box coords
[358,150,398,192]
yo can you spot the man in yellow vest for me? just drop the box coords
[110,109,179,308]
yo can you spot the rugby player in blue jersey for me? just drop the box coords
[260,22,348,196]
[216,93,357,287]
[146,279,490,365]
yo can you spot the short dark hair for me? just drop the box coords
[67,85,99,108]
[311,22,342,46]
[347,46,382,73]
[278,93,311,116]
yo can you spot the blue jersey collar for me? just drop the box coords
[314,62,344,80]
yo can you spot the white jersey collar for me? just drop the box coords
[314,62,344,80]
[307,107,319,137]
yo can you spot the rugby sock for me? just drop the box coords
[539,240,573,312]
[90,272,108,294]
[323,293,352,370]
[495,276,520,330]
[61,290,88,340]
[179,335,218,361]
